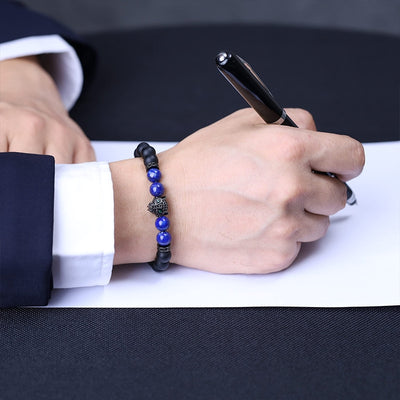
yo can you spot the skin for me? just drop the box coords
[110,108,365,273]
[0,56,365,274]
[0,56,95,163]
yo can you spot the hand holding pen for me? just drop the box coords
[158,107,364,273]
[113,52,365,275]
[216,51,357,205]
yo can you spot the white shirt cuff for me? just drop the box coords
[0,34,83,110]
[52,162,115,289]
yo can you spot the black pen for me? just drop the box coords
[215,51,357,206]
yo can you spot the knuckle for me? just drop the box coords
[81,139,96,158]
[231,107,256,121]
[293,108,315,129]
[273,218,300,241]
[234,107,253,117]
[269,245,299,272]
[23,111,46,134]
[306,216,330,242]
[51,120,70,137]
[276,178,305,207]
[277,134,306,162]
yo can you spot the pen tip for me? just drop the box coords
[346,185,357,206]
[347,196,357,206]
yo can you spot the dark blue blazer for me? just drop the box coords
[0,153,54,306]
[0,0,96,91]
[0,1,93,306]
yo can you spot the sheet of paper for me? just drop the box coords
[47,141,400,308]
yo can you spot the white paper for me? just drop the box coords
[47,140,400,308]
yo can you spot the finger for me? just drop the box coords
[285,108,317,130]
[45,143,74,163]
[73,141,96,163]
[303,172,348,216]
[297,212,330,243]
[3,106,47,154]
[0,135,8,152]
[305,130,365,181]
[8,134,45,155]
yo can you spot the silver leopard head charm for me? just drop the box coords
[148,196,168,217]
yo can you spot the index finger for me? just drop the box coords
[305,130,365,181]
[73,141,96,163]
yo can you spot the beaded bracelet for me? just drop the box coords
[134,142,171,272]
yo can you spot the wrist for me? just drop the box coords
[0,56,66,116]
[110,158,158,265]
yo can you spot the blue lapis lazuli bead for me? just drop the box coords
[155,216,170,231]
[157,231,171,246]
[147,168,161,182]
[150,182,164,197]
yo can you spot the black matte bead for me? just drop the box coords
[158,250,171,263]
[150,258,169,272]
[134,142,149,158]
[142,146,156,158]
[145,161,159,171]
[144,153,158,164]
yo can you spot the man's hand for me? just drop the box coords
[0,56,95,163]
[110,108,365,273]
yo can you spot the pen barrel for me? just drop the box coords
[216,51,357,206]
[217,53,284,124]
[282,114,298,127]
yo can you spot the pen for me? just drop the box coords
[215,51,357,206]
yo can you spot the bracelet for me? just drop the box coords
[134,142,171,272]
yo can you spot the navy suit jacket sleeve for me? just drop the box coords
[0,0,96,88]
[0,153,55,307]
[0,2,93,306]
[0,0,78,42]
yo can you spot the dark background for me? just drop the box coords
[19,0,400,37]
[20,0,400,143]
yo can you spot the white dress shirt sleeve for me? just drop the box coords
[52,162,115,289]
[0,34,83,110]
